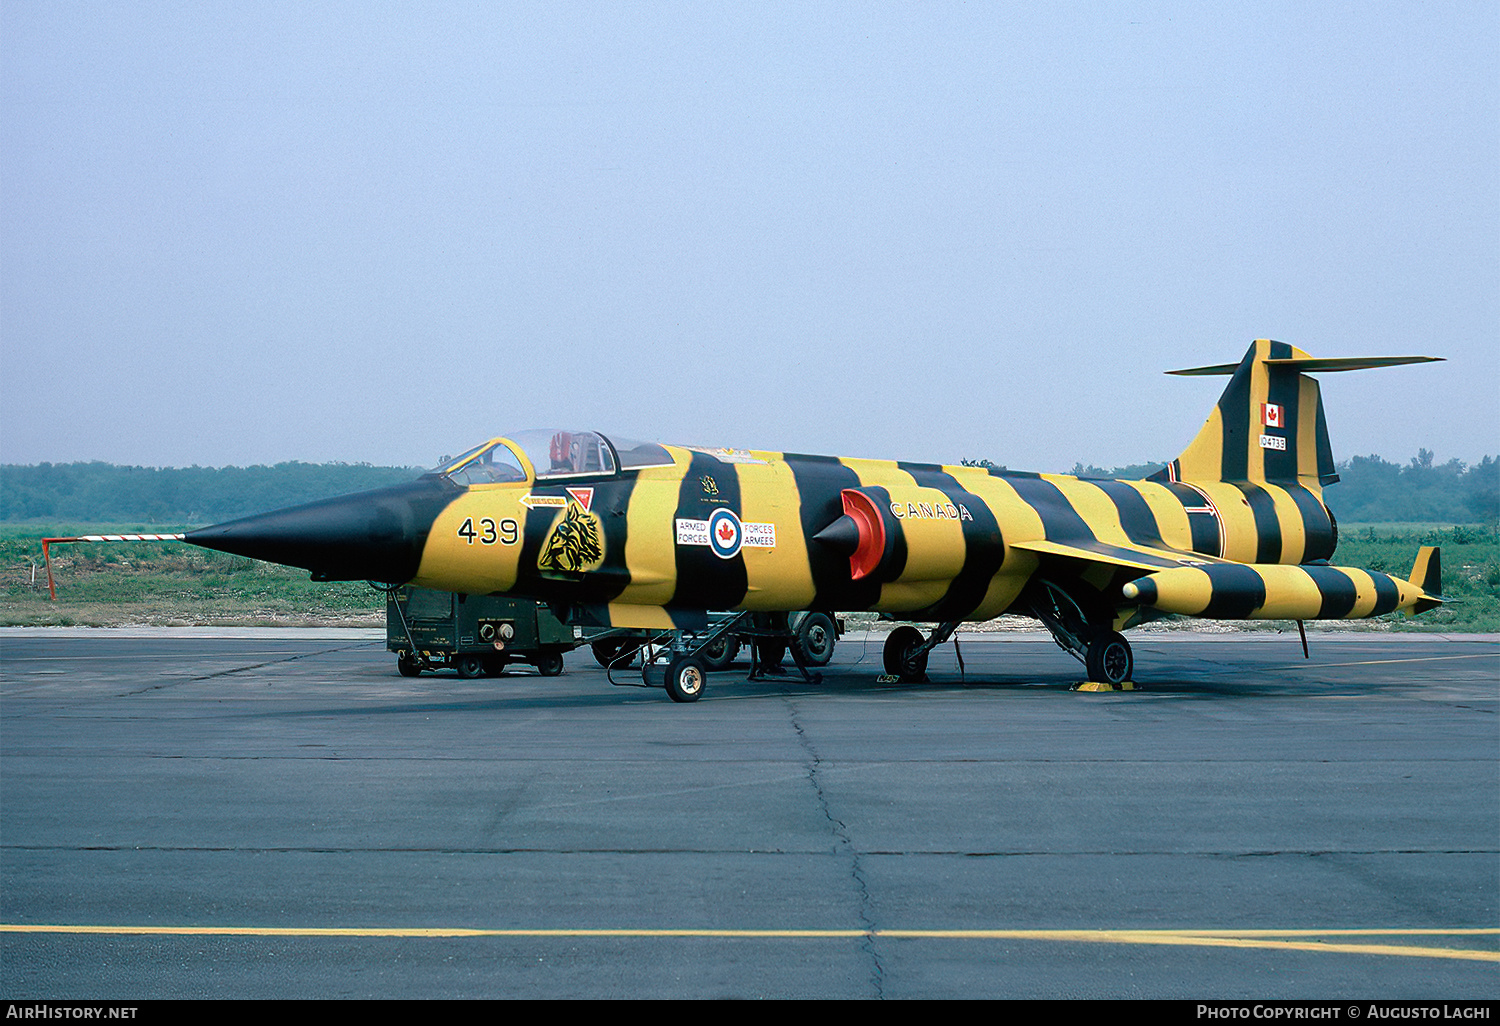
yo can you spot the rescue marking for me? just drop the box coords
[519,494,567,509]
[1180,482,1226,557]
[1,924,1492,961]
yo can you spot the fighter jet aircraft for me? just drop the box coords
[186,340,1444,701]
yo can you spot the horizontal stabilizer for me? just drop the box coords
[1167,355,1443,376]
[1162,341,1444,489]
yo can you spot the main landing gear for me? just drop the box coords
[1025,579,1135,686]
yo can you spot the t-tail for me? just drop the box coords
[1151,339,1442,490]
[1122,341,1446,623]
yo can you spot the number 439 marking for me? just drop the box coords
[458,517,519,545]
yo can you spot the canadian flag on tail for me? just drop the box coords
[1261,403,1284,429]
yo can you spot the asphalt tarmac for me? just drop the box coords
[1,627,1496,999]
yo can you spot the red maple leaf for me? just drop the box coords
[716,521,736,543]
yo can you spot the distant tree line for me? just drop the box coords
[993,451,1499,525]
[1322,451,1497,524]
[1,451,1495,525]
[0,461,422,524]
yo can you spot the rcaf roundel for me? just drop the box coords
[707,507,743,559]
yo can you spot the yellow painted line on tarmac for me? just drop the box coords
[2,924,1494,961]
[0,925,861,939]
[1302,653,1497,669]
[878,929,1499,962]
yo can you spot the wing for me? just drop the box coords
[1008,538,1232,572]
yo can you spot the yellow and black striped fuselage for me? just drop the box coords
[409,446,1344,630]
[183,341,1442,648]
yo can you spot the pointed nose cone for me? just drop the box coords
[812,515,860,556]
[185,477,459,583]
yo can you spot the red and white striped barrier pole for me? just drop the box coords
[41,534,186,601]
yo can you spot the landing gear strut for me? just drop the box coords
[881,621,963,683]
[1027,579,1134,686]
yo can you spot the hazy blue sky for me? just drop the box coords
[3,2,1495,472]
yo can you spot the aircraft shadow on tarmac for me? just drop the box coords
[281,657,1423,718]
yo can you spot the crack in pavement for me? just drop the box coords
[784,694,884,999]
[117,645,370,696]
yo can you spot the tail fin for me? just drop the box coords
[1151,340,1441,488]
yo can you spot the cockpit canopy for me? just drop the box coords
[434,430,674,486]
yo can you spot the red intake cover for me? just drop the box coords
[842,489,887,581]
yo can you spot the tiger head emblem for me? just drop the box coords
[538,500,604,574]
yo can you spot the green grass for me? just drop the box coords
[1340,521,1500,540]
[1,522,1495,631]
[1330,524,1500,632]
[0,524,383,627]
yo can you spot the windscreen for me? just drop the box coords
[433,441,527,485]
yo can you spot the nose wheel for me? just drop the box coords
[879,621,963,683]
[882,625,930,682]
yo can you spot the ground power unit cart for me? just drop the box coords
[386,585,589,678]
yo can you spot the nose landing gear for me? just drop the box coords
[880,621,963,683]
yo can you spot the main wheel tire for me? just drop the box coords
[665,654,707,703]
[792,612,837,667]
[882,625,928,682]
[754,640,786,670]
[592,639,634,668]
[455,654,486,679]
[1085,631,1133,685]
[536,648,565,677]
[396,652,423,678]
[700,634,740,671]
